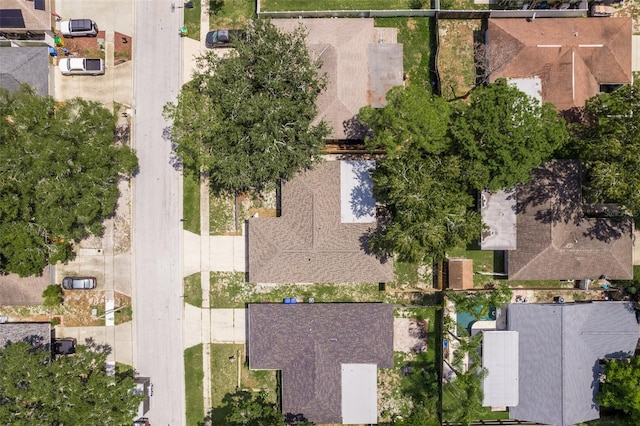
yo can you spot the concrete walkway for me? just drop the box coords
[183,304,246,349]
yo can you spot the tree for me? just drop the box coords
[42,284,63,307]
[451,78,567,191]
[359,86,482,263]
[0,85,138,276]
[369,151,483,263]
[0,341,143,423]
[214,390,285,426]
[164,18,330,195]
[566,81,640,217]
[596,356,640,424]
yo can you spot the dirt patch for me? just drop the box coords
[394,317,428,353]
[53,31,132,63]
[437,19,481,100]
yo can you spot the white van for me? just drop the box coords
[60,19,98,37]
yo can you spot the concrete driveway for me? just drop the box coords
[53,0,134,108]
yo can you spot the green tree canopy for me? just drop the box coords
[566,81,640,216]
[359,86,482,263]
[165,18,330,194]
[214,390,286,426]
[596,356,640,424]
[0,85,138,276]
[451,78,567,191]
[0,341,142,424]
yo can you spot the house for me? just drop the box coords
[248,160,393,284]
[504,160,632,281]
[0,46,51,96]
[272,18,404,140]
[247,303,394,425]
[487,17,632,112]
[447,258,474,289]
[0,0,51,37]
[0,321,52,351]
[494,302,639,426]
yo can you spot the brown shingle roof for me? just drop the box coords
[448,258,474,289]
[247,303,394,424]
[488,18,632,111]
[273,19,403,140]
[507,160,633,280]
[248,161,393,283]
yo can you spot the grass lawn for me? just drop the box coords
[184,0,202,41]
[209,344,277,424]
[375,17,435,90]
[209,272,400,308]
[260,0,416,12]
[184,344,204,425]
[379,306,441,422]
[210,195,236,235]
[209,0,254,30]
[183,172,201,235]
[437,19,481,100]
[184,273,203,307]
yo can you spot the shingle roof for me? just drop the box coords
[0,322,51,351]
[488,18,632,111]
[247,303,394,424]
[248,160,393,283]
[508,302,639,426]
[0,46,50,96]
[272,19,403,140]
[507,160,633,281]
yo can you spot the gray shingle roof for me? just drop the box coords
[248,161,393,283]
[507,160,633,280]
[0,46,50,96]
[508,302,639,426]
[0,322,51,351]
[248,303,394,424]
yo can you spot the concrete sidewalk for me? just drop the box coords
[183,304,246,349]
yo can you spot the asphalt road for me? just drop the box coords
[132,1,185,425]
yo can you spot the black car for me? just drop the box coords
[53,338,77,355]
[205,29,244,48]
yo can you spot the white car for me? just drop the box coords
[60,19,98,37]
[59,58,105,76]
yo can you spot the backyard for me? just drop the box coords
[437,19,481,100]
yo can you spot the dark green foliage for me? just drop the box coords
[0,341,142,423]
[208,390,286,426]
[165,18,330,195]
[596,356,640,424]
[42,284,63,307]
[0,85,138,276]
[566,81,640,217]
[445,282,512,320]
[451,78,567,191]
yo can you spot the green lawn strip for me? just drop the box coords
[442,0,488,10]
[183,173,201,234]
[210,195,235,235]
[184,273,203,307]
[261,0,412,12]
[209,0,255,30]
[375,17,435,91]
[185,344,205,425]
[209,344,278,424]
[184,0,202,41]
[209,272,393,308]
[394,261,421,287]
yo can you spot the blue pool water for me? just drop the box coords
[456,307,496,334]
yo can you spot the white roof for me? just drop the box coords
[340,160,376,224]
[482,331,519,407]
[341,363,378,424]
[480,189,517,250]
[508,77,543,106]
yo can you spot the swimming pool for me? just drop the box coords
[456,307,497,335]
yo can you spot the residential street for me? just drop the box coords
[132,0,185,424]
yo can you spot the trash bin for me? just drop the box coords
[54,36,64,47]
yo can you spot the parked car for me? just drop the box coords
[53,338,77,355]
[62,277,97,290]
[60,19,98,37]
[133,418,150,426]
[205,29,244,48]
[59,58,105,76]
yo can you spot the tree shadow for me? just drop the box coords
[83,337,112,356]
[342,115,372,141]
[346,160,376,221]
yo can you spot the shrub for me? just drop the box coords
[42,285,64,307]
